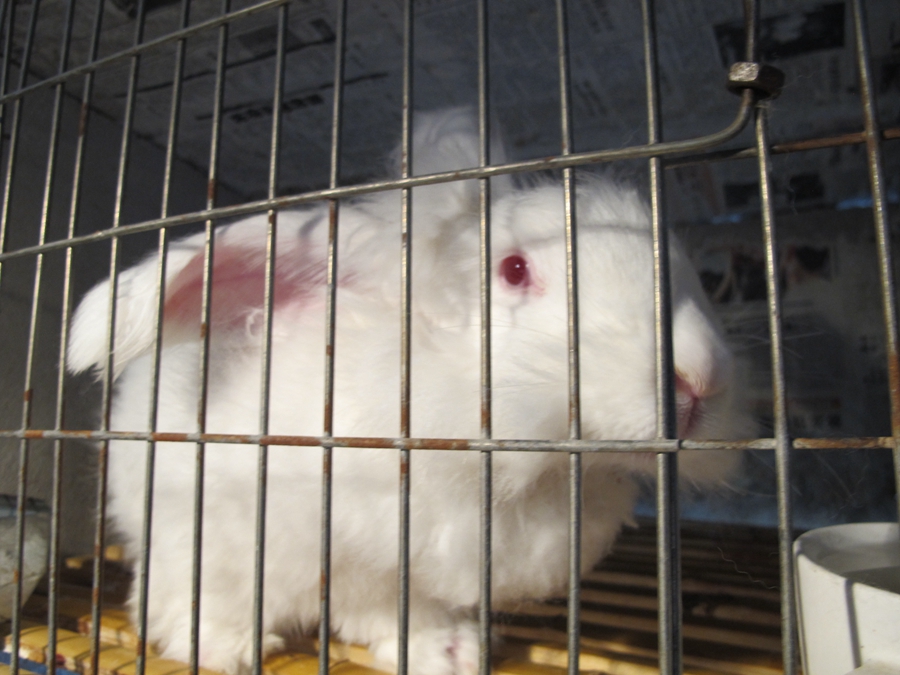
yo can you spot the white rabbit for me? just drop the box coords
[68,108,746,675]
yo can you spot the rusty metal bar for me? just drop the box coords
[4,428,896,452]
[188,0,231,670]
[664,126,900,170]
[0,0,39,302]
[34,0,80,669]
[251,5,288,674]
[89,2,150,674]
[49,0,107,665]
[133,1,192,674]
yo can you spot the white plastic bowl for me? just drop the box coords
[795,522,900,675]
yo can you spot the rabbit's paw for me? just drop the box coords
[371,622,479,675]
[192,631,285,675]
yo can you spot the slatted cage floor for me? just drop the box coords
[2,519,785,675]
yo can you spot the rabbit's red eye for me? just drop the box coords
[500,254,530,287]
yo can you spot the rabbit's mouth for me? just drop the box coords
[675,371,712,439]
[677,397,702,439]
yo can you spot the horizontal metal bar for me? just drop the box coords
[1,429,895,451]
[3,429,680,450]
[665,126,900,169]
[6,109,893,267]
[0,91,754,263]
[0,0,293,106]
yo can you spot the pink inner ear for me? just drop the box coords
[163,244,327,331]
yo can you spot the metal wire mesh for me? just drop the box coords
[0,2,897,675]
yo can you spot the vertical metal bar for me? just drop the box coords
[398,1,414,673]
[755,89,797,675]
[189,0,230,670]
[10,421,29,675]
[0,0,15,327]
[742,0,758,65]
[134,259,162,675]
[641,1,681,673]
[476,1,492,674]
[8,0,49,671]
[849,0,900,521]
[47,400,67,675]
[204,0,230,215]
[251,246,274,675]
[319,0,347,672]
[554,2,581,674]
[133,2,191,674]
[251,6,287,674]
[563,450,582,675]
[643,2,677,484]
[18,0,78,667]
[0,0,41,301]
[0,1,13,286]
[50,0,106,662]
[265,6,286,205]
[555,0,579,439]
[734,0,795,670]
[52,0,104,670]
[326,0,347,194]
[160,0,190,221]
[655,457,680,672]
[91,4,149,675]
[111,0,148,233]
[0,0,9,69]
[0,0,15,157]
[65,0,105,245]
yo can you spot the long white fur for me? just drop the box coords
[68,108,746,675]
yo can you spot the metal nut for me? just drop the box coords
[727,62,785,99]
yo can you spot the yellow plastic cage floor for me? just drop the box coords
[2,519,786,675]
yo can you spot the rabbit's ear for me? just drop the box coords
[67,241,200,377]
[398,108,514,232]
[67,220,329,378]
[410,107,511,181]
[163,238,326,332]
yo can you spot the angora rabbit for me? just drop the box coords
[68,108,745,675]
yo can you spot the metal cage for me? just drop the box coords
[0,1,898,675]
